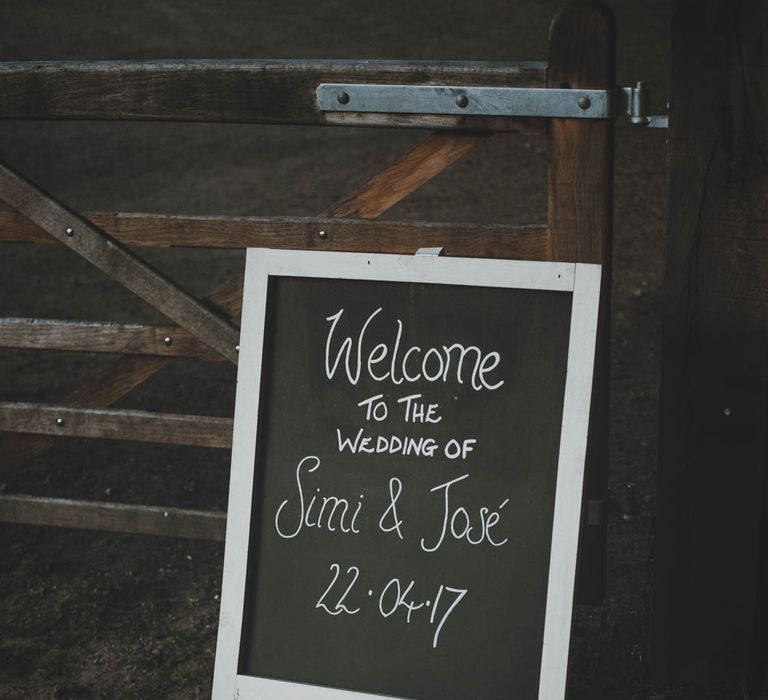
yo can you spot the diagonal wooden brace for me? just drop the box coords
[0,132,488,474]
[0,159,240,363]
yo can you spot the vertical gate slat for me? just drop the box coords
[547,0,616,605]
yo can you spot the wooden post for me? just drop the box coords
[547,0,616,603]
[650,0,768,692]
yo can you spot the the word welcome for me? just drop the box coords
[325,308,504,391]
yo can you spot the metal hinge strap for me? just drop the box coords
[316,81,668,127]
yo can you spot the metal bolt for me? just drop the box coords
[55,417,64,426]
[163,336,172,346]
[318,230,328,240]
[163,511,169,518]
[235,345,240,353]
[337,91,350,105]
[455,94,469,109]
[65,227,74,237]
[724,407,732,416]
[578,96,591,111]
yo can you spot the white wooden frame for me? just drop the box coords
[213,249,601,700]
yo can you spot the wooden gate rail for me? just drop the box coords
[0,0,614,603]
[0,403,233,449]
[0,318,226,359]
[0,495,226,541]
[0,60,545,134]
[547,0,614,603]
[0,212,551,257]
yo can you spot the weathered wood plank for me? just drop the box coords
[0,403,233,448]
[0,318,224,360]
[651,0,768,690]
[0,59,546,132]
[0,133,483,472]
[0,160,240,363]
[0,210,550,258]
[0,356,168,473]
[0,494,225,541]
[548,0,615,605]
[323,112,544,134]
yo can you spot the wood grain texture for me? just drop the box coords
[323,133,488,218]
[0,160,240,363]
[0,356,170,470]
[547,1,615,263]
[0,402,233,448]
[0,210,550,258]
[547,0,615,605]
[0,318,224,360]
[0,59,545,132]
[650,0,768,690]
[214,133,492,313]
[0,495,226,541]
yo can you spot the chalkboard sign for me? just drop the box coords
[213,250,601,700]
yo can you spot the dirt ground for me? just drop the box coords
[0,0,683,698]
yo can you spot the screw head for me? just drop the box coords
[337,91,350,105]
[318,230,328,240]
[235,345,240,353]
[578,96,592,111]
[724,407,732,416]
[55,417,64,426]
[163,336,172,346]
[65,227,74,237]
[455,94,469,109]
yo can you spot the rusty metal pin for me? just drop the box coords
[455,94,469,108]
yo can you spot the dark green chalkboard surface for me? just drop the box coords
[213,250,600,700]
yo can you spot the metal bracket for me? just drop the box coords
[415,247,445,257]
[317,83,616,119]
[316,80,668,127]
[621,81,668,128]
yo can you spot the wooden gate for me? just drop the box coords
[0,1,614,601]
